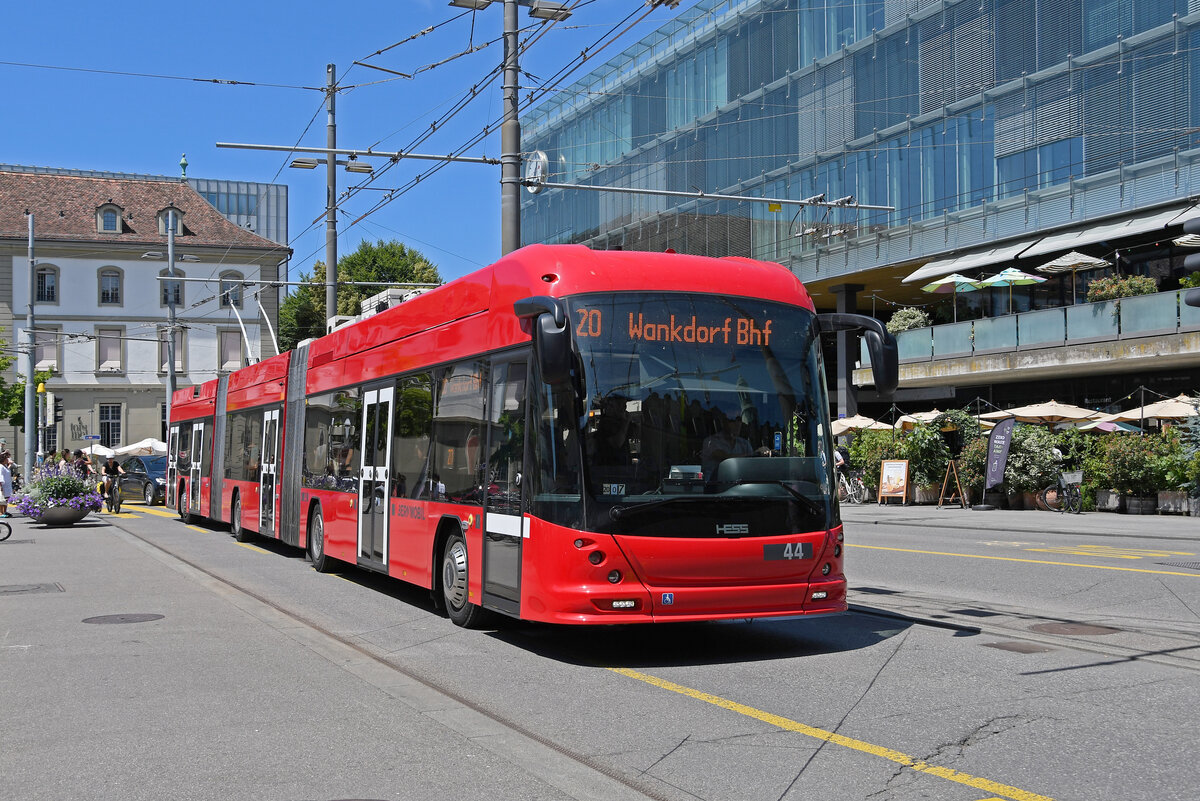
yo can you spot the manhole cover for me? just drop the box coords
[0,582,64,595]
[983,641,1056,654]
[82,613,164,625]
[1028,622,1121,636]
[1160,560,1200,571]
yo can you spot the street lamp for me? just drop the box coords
[447,0,572,254]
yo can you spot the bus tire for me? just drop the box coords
[308,507,334,573]
[231,493,253,542]
[441,532,482,628]
[178,484,191,522]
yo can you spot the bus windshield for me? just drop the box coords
[563,292,835,536]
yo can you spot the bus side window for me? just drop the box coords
[433,361,486,504]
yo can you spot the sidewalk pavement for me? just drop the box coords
[839,500,1199,540]
[0,508,649,801]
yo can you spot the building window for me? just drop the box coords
[99,403,122,448]
[219,330,244,372]
[220,271,244,309]
[96,204,123,234]
[97,328,123,373]
[157,208,184,235]
[34,327,59,372]
[98,268,123,306]
[160,269,184,307]
[36,266,58,303]
[159,327,184,373]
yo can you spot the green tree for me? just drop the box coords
[279,239,442,351]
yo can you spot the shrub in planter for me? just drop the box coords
[955,436,989,504]
[13,464,104,521]
[1085,431,1177,499]
[1002,424,1059,494]
[901,422,952,491]
[848,428,902,491]
[886,307,931,334]
[1085,274,1157,302]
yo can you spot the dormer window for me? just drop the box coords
[96,203,124,234]
[158,208,184,235]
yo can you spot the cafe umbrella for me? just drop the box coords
[974,267,1047,314]
[1035,251,1108,304]
[921,273,982,323]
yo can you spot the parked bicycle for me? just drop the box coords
[1039,469,1082,514]
[838,470,868,504]
[0,518,11,542]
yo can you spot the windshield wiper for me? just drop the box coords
[721,479,827,518]
[609,494,761,522]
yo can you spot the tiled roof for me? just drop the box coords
[0,169,285,253]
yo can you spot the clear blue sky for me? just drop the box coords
[4,0,695,283]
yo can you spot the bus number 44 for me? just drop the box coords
[764,543,813,561]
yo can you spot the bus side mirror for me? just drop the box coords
[514,296,572,384]
[816,313,899,397]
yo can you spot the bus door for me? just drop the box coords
[482,358,526,614]
[167,428,179,507]
[357,384,393,566]
[189,421,205,514]
[259,409,279,536]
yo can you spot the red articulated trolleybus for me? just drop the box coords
[168,245,897,626]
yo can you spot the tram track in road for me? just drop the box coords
[113,517,1064,801]
[111,521,673,801]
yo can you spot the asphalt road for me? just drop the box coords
[3,501,1197,801]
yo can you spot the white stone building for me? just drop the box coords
[0,168,288,464]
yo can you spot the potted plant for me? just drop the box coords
[886,307,931,334]
[1155,429,1188,514]
[848,428,901,499]
[1088,432,1171,514]
[1085,274,1158,302]
[954,435,988,505]
[1002,425,1059,509]
[13,463,104,526]
[900,423,952,503]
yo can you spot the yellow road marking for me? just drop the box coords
[186,525,208,534]
[138,507,180,519]
[1024,545,1193,559]
[847,544,1200,578]
[610,668,1054,801]
[234,542,270,554]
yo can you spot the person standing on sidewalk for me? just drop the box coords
[0,451,14,517]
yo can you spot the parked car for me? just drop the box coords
[118,455,168,505]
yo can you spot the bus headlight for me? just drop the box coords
[607,570,622,584]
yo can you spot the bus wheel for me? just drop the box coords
[441,532,482,628]
[178,487,190,522]
[308,508,334,573]
[231,494,253,543]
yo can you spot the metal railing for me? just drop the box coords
[862,290,1200,366]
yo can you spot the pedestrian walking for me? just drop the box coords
[0,451,14,517]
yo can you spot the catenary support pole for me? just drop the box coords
[24,213,36,480]
[500,0,521,255]
[325,63,338,326]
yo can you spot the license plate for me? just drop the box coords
[764,542,813,561]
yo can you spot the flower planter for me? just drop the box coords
[1158,490,1188,515]
[35,506,88,526]
[1124,496,1156,515]
[1189,498,1200,517]
[913,486,939,505]
[1094,490,1123,513]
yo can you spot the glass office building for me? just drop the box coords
[521,0,1200,295]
